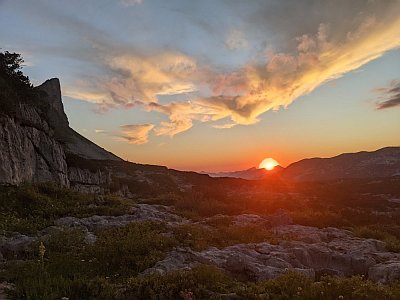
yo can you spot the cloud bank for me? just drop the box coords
[59,1,400,140]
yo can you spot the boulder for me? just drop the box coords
[368,261,400,283]
[0,234,36,258]
[55,204,188,231]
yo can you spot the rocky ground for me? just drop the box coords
[1,202,400,292]
[144,225,400,283]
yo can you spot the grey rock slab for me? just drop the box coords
[144,225,400,283]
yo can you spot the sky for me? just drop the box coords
[1,0,399,171]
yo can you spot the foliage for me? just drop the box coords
[0,51,30,84]
[0,183,130,234]
[239,272,400,300]
[124,268,400,300]
[173,221,276,251]
[354,225,400,252]
[1,222,175,299]
[0,51,48,116]
[126,264,238,300]
[85,221,176,277]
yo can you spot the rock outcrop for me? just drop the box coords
[68,167,112,194]
[36,78,69,134]
[143,224,400,283]
[37,78,120,162]
[0,104,69,186]
[55,204,188,231]
[0,204,187,258]
[0,78,120,188]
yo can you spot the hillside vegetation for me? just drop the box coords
[1,180,400,299]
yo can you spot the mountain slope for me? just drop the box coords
[37,79,121,161]
[282,147,400,181]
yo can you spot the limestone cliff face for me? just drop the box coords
[37,78,120,162]
[0,77,198,195]
[0,78,119,188]
[0,104,69,186]
[68,167,111,194]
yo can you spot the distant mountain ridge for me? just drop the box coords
[206,147,400,181]
[283,147,400,181]
[207,166,283,180]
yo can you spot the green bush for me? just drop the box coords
[86,221,177,277]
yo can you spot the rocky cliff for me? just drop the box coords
[0,102,69,186]
[36,79,121,162]
[0,78,208,194]
[0,78,120,188]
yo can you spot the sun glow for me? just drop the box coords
[259,158,279,171]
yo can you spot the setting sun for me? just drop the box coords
[259,158,279,171]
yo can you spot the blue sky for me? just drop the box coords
[1,0,399,171]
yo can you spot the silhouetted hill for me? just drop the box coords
[207,166,283,180]
[282,147,400,181]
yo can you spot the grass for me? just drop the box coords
[126,264,238,299]
[1,222,176,299]
[126,268,400,300]
[173,219,277,251]
[353,225,400,252]
[239,272,400,300]
[2,180,400,298]
[0,183,131,234]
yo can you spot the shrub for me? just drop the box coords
[354,225,400,252]
[239,272,400,300]
[1,222,176,299]
[0,184,130,234]
[126,265,239,300]
[86,221,176,277]
[173,222,276,251]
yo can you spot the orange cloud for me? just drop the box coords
[119,124,154,144]
[65,51,198,113]
[65,2,400,140]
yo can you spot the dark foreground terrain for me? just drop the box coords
[1,177,400,299]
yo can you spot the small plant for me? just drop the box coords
[38,242,46,262]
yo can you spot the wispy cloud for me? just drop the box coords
[145,12,400,134]
[119,124,154,144]
[212,123,237,129]
[30,0,400,140]
[225,29,248,50]
[375,80,400,110]
[65,51,199,113]
[119,0,143,7]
